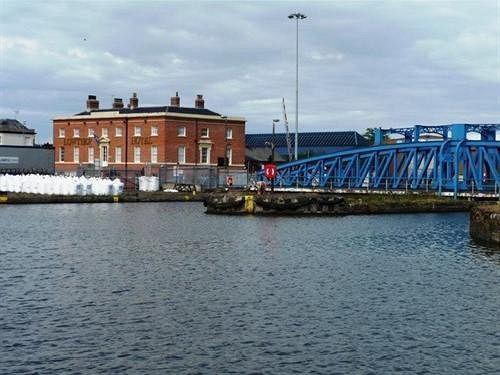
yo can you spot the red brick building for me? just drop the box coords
[53,93,246,174]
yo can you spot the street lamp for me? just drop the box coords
[288,12,306,160]
[272,119,280,163]
[221,115,228,187]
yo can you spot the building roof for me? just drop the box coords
[246,131,369,148]
[0,119,36,134]
[75,106,220,117]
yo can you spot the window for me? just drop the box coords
[201,128,209,137]
[59,147,65,162]
[151,145,158,163]
[226,128,233,139]
[88,128,94,138]
[115,127,122,137]
[74,147,80,163]
[200,146,210,164]
[102,128,108,137]
[177,146,186,164]
[59,128,65,138]
[177,127,186,137]
[74,129,80,138]
[101,145,108,163]
[134,146,141,163]
[226,147,232,166]
[134,126,141,136]
[115,147,122,163]
[88,147,94,163]
[151,126,158,136]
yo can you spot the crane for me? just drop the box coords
[282,98,293,161]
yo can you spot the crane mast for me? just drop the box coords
[282,98,293,161]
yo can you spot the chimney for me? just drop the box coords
[86,95,99,111]
[112,98,124,110]
[170,91,180,107]
[195,94,204,109]
[129,92,139,109]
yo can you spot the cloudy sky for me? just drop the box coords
[0,0,499,142]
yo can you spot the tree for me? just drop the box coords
[364,128,375,145]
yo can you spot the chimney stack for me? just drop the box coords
[129,92,139,109]
[112,98,124,110]
[170,91,180,107]
[86,95,99,111]
[195,94,204,109]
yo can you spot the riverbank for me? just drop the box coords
[470,205,500,247]
[204,192,481,216]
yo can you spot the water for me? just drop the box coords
[1,203,498,374]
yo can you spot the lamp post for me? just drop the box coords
[271,119,280,191]
[288,12,306,160]
[271,119,280,163]
[221,115,228,187]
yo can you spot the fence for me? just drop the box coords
[76,165,254,191]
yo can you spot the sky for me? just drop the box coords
[0,0,499,143]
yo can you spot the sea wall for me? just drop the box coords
[470,205,500,246]
[204,192,477,216]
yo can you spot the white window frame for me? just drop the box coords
[115,127,122,137]
[88,147,94,163]
[134,126,141,136]
[201,128,209,138]
[102,128,108,138]
[101,145,108,163]
[134,146,141,163]
[226,147,232,166]
[88,128,94,138]
[151,145,158,163]
[226,128,233,140]
[74,147,79,163]
[59,128,65,138]
[178,127,186,137]
[115,146,122,163]
[74,128,80,138]
[59,146,65,162]
[177,146,186,164]
[151,126,158,136]
[200,146,210,164]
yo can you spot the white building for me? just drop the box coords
[0,119,36,146]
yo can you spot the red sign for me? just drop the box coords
[226,176,233,186]
[264,163,277,179]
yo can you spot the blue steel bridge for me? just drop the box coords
[259,124,500,197]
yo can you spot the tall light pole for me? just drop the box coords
[272,119,280,163]
[288,12,306,160]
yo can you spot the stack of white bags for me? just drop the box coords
[138,176,159,192]
[0,174,124,196]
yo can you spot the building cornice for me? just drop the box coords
[53,111,245,123]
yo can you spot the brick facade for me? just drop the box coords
[53,94,246,173]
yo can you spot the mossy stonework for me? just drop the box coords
[204,192,477,216]
[470,205,500,247]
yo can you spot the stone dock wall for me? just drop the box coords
[470,205,500,246]
[204,192,478,216]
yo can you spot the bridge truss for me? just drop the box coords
[259,124,500,197]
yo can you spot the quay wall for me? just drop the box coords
[470,205,500,246]
[204,192,478,216]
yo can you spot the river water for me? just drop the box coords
[1,203,498,374]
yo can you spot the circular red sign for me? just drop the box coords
[264,163,277,179]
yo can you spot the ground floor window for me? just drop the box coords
[134,146,141,163]
[101,145,108,163]
[59,147,65,162]
[151,145,158,163]
[88,147,94,163]
[178,146,186,164]
[115,147,122,163]
[200,146,210,164]
[226,147,232,166]
[73,147,79,163]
